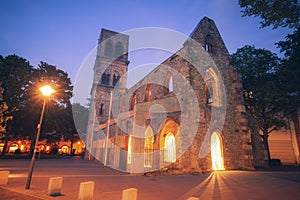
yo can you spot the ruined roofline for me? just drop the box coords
[100,28,129,37]
[98,28,129,44]
[188,16,213,38]
[125,17,220,90]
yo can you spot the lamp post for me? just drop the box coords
[25,85,55,189]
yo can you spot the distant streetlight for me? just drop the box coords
[25,85,55,189]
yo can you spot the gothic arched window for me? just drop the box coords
[165,72,173,94]
[204,68,221,106]
[130,93,137,111]
[144,126,154,167]
[205,35,213,53]
[99,103,104,115]
[113,74,120,86]
[101,73,110,85]
[145,86,152,101]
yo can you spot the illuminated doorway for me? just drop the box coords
[127,135,132,164]
[0,143,4,153]
[211,131,225,170]
[159,119,179,166]
[164,132,176,163]
[9,144,18,153]
[144,126,154,167]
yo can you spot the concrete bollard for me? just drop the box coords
[186,197,199,200]
[78,181,95,200]
[122,188,137,200]
[0,171,10,185]
[47,177,63,196]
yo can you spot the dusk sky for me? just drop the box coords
[0,0,292,105]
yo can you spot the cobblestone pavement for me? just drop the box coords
[1,159,300,200]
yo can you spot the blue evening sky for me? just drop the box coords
[0,0,291,105]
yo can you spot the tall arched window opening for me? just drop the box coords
[164,132,176,163]
[127,135,132,164]
[169,76,173,92]
[101,73,110,85]
[204,68,220,106]
[145,86,152,101]
[205,35,213,53]
[166,73,173,94]
[99,103,104,115]
[113,74,120,86]
[144,126,154,167]
[130,94,137,111]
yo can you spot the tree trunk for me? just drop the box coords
[262,130,271,167]
[292,111,300,150]
[1,134,9,155]
[70,134,74,156]
[1,121,13,156]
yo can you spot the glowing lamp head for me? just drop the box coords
[39,85,55,97]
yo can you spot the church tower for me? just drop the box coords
[91,29,129,124]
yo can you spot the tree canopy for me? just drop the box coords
[0,83,12,137]
[231,45,290,163]
[238,0,300,164]
[0,55,82,149]
[239,0,300,29]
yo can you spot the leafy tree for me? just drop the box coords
[26,62,74,145]
[238,0,300,102]
[0,55,34,155]
[56,103,78,155]
[0,56,74,154]
[239,0,300,29]
[231,45,290,165]
[277,28,300,108]
[238,0,300,157]
[0,83,12,142]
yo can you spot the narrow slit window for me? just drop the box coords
[169,76,173,92]
[99,103,104,115]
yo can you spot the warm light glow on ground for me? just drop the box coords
[39,85,55,97]
[211,132,225,170]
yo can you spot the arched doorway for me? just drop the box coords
[127,135,132,164]
[159,119,179,166]
[9,143,18,153]
[164,132,176,162]
[61,145,69,154]
[144,126,154,167]
[211,131,225,170]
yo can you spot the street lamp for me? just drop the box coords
[25,85,55,189]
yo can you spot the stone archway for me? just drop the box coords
[159,119,179,166]
[211,131,225,170]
